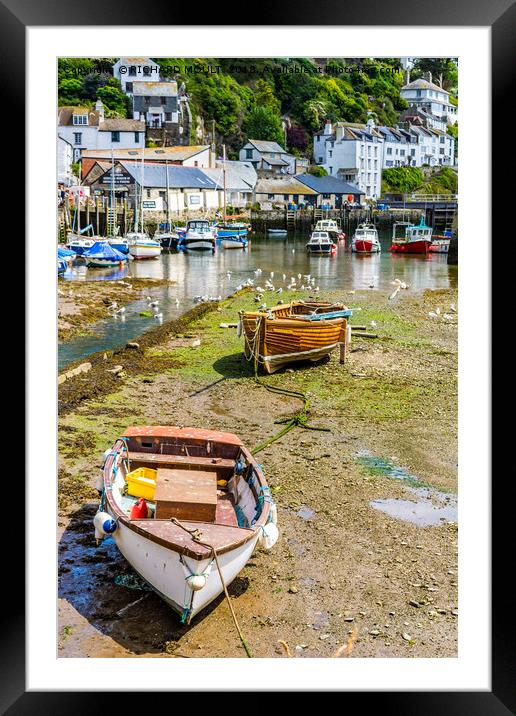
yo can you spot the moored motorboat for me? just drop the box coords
[94,426,279,623]
[306,231,336,255]
[83,241,128,268]
[108,237,130,254]
[66,235,105,255]
[267,228,288,237]
[351,223,381,253]
[313,219,346,244]
[390,218,432,254]
[180,220,216,251]
[239,300,352,373]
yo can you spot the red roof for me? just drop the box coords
[122,425,243,446]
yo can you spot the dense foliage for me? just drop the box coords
[382,166,458,195]
[58,57,458,160]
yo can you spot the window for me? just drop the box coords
[126,82,133,92]
[146,189,151,198]
[160,97,168,104]
[322,193,331,199]
[134,132,140,143]
[246,148,253,159]
[328,150,332,158]
[411,149,416,156]
[73,115,87,125]
[318,157,323,163]
[440,148,445,154]
[73,132,82,145]
[386,160,393,167]
[145,96,151,105]
[111,131,120,143]
[268,194,275,199]
[400,150,405,156]
[440,136,445,143]
[165,112,172,121]
[386,148,392,155]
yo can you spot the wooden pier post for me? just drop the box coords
[340,324,352,364]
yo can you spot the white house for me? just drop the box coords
[314,119,455,195]
[313,119,384,199]
[113,57,160,94]
[400,74,457,128]
[57,136,74,185]
[58,100,145,161]
[239,139,305,175]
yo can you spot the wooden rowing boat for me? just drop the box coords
[94,426,279,623]
[239,301,352,374]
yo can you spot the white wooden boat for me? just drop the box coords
[313,219,346,242]
[94,426,278,623]
[126,232,162,259]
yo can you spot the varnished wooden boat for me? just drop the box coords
[239,301,352,373]
[94,426,279,624]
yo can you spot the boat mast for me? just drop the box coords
[140,145,145,233]
[165,159,170,229]
[223,144,227,224]
[110,149,115,237]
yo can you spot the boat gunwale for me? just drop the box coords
[103,437,270,560]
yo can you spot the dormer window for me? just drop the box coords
[73,114,88,125]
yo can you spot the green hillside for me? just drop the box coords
[57,57,458,159]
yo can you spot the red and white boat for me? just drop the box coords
[351,223,381,253]
[390,218,433,254]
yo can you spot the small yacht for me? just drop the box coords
[180,220,217,252]
[351,223,381,253]
[306,231,337,255]
[313,219,346,243]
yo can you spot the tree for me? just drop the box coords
[254,79,281,114]
[96,84,128,116]
[308,166,328,177]
[287,125,308,152]
[242,106,284,145]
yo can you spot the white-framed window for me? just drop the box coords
[73,114,88,125]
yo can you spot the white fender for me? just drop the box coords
[93,511,117,542]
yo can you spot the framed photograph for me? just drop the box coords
[9,0,507,708]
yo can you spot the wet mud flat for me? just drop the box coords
[58,276,173,342]
[58,286,458,658]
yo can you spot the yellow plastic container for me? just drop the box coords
[126,467,158,501]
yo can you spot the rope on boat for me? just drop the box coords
[170,518,253,658]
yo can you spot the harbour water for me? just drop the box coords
[58,229,457,369]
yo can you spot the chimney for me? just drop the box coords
[323,120,333,136]
[95,99,105,121]
[423,71,432,84]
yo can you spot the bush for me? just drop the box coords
[383,166,424,193]
[308,166,328,177]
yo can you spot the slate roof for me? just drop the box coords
[295,174,365,196]
[58,106,100,127]
[98,119,145,132]
[80,146,210,162]
[401,78,449,95]
[246,139,286,154]
[132,81,178,96]
[120,162,218,189]
[203,161,257,191]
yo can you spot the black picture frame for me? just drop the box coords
[9,0,507,710]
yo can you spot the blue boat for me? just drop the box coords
[108,238,130,254]
[83,241,128,268]
[58,246,77,260]
[57,257,68,274]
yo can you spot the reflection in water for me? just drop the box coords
[59,230,457,369]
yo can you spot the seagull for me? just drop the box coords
[116,307,126,314]
[107,302,118,311]
[175,298,180,307]
[282,273,286,282]
[270,271,274,279]
[389,287,400,300]
[435,307,441,315]
[149,301,159,308]
[428,311,438,319]
[154,312,163,321]
[371,320,377,328]
[443,313,454,321]
[276,288,283,294]
[450,303,456,312]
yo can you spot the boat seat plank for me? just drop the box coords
[131,519,252,557]
[128,451,235,470]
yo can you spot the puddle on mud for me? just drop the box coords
[355,450,457,527]
[287,538,307,557]
[296,505,315,520]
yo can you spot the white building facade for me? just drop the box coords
[57,136,74,185]
[400,75,457,129]
[58,100,145,161]
[113,57,160,94]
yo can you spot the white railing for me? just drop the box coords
[409,193,458,202]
